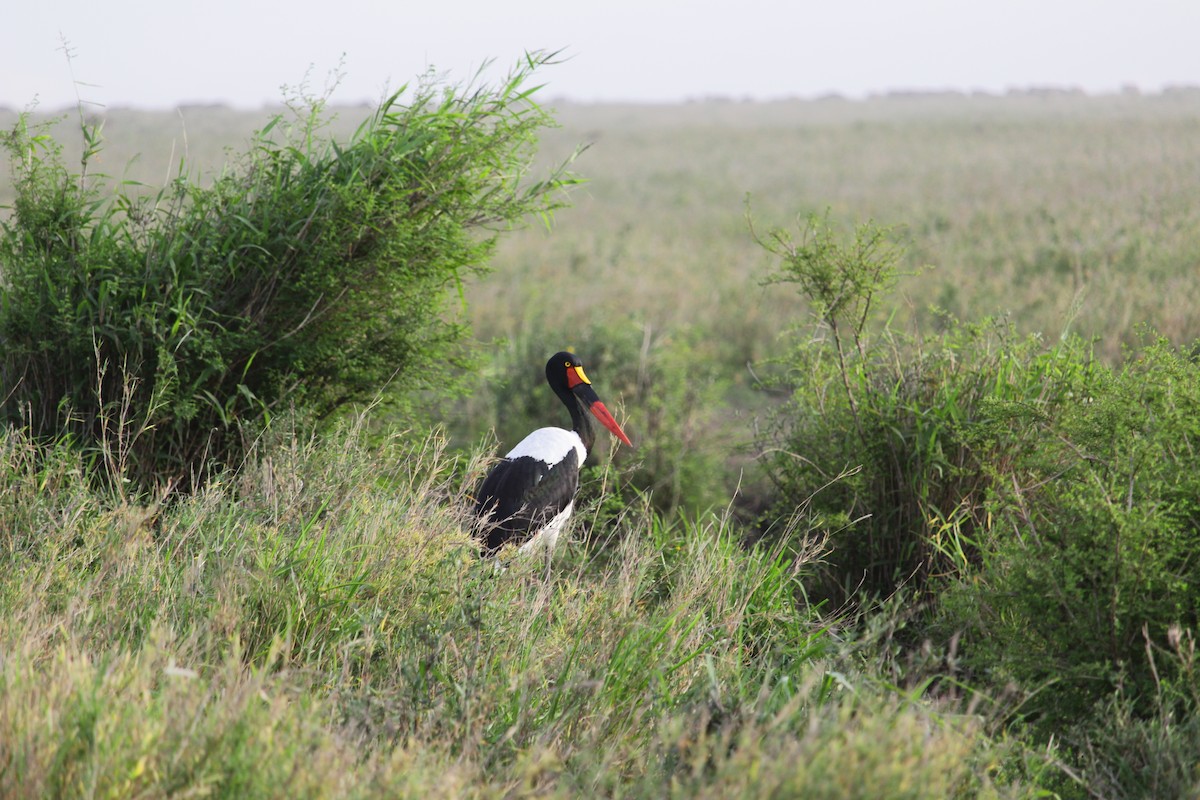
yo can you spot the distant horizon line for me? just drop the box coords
[5,82,1200,115]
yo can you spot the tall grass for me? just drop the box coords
[0,418,1033,797]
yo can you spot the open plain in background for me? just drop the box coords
[9,91,1200,361]
[6,91,1200,509]
[11,93,1199,346]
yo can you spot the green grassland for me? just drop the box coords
[2,421,1036,798]
[469,92,1200,514]
[8,90,1200,364]
[482,92,1200,356]
[4,88,1200,797]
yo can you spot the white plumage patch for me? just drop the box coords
[516,500,574,554]
[505,427,587,467]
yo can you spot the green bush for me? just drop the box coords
[755,211,1200,796]
[0,53,576,490]
[943,336,1200,729]
[754,212,1089,599]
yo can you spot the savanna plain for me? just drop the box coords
[3,76,1200,798]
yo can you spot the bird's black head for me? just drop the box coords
[546,351,588,394]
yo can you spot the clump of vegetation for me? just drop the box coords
[0,53,577,491]
[755,212,1200,798]
[753,212,1072,597]
[940,335,1200,716]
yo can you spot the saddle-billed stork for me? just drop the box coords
[475,351,632,555]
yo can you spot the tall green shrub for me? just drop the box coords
[757,212,1200,793]
[0,53,576,490]
[754,212,1091,599]
[944,336,1200,728]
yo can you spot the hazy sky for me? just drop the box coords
[7,0,1200,110]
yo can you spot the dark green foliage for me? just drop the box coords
[921,336,1200,797]
[1066,676,1200,800]
[0,54,576,490]
[943,336,1200,730]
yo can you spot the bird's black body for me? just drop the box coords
[476,449,579,554]
[474,351,632,555]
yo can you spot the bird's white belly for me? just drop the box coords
[517,501,574,554]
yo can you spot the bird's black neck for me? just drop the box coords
[559,388,595,453]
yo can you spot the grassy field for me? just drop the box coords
[1,421,1047,798]
[4,89,1200,797]
[467,92,1200,513]
[7,90,1200,365]
[483,92,1200,356]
